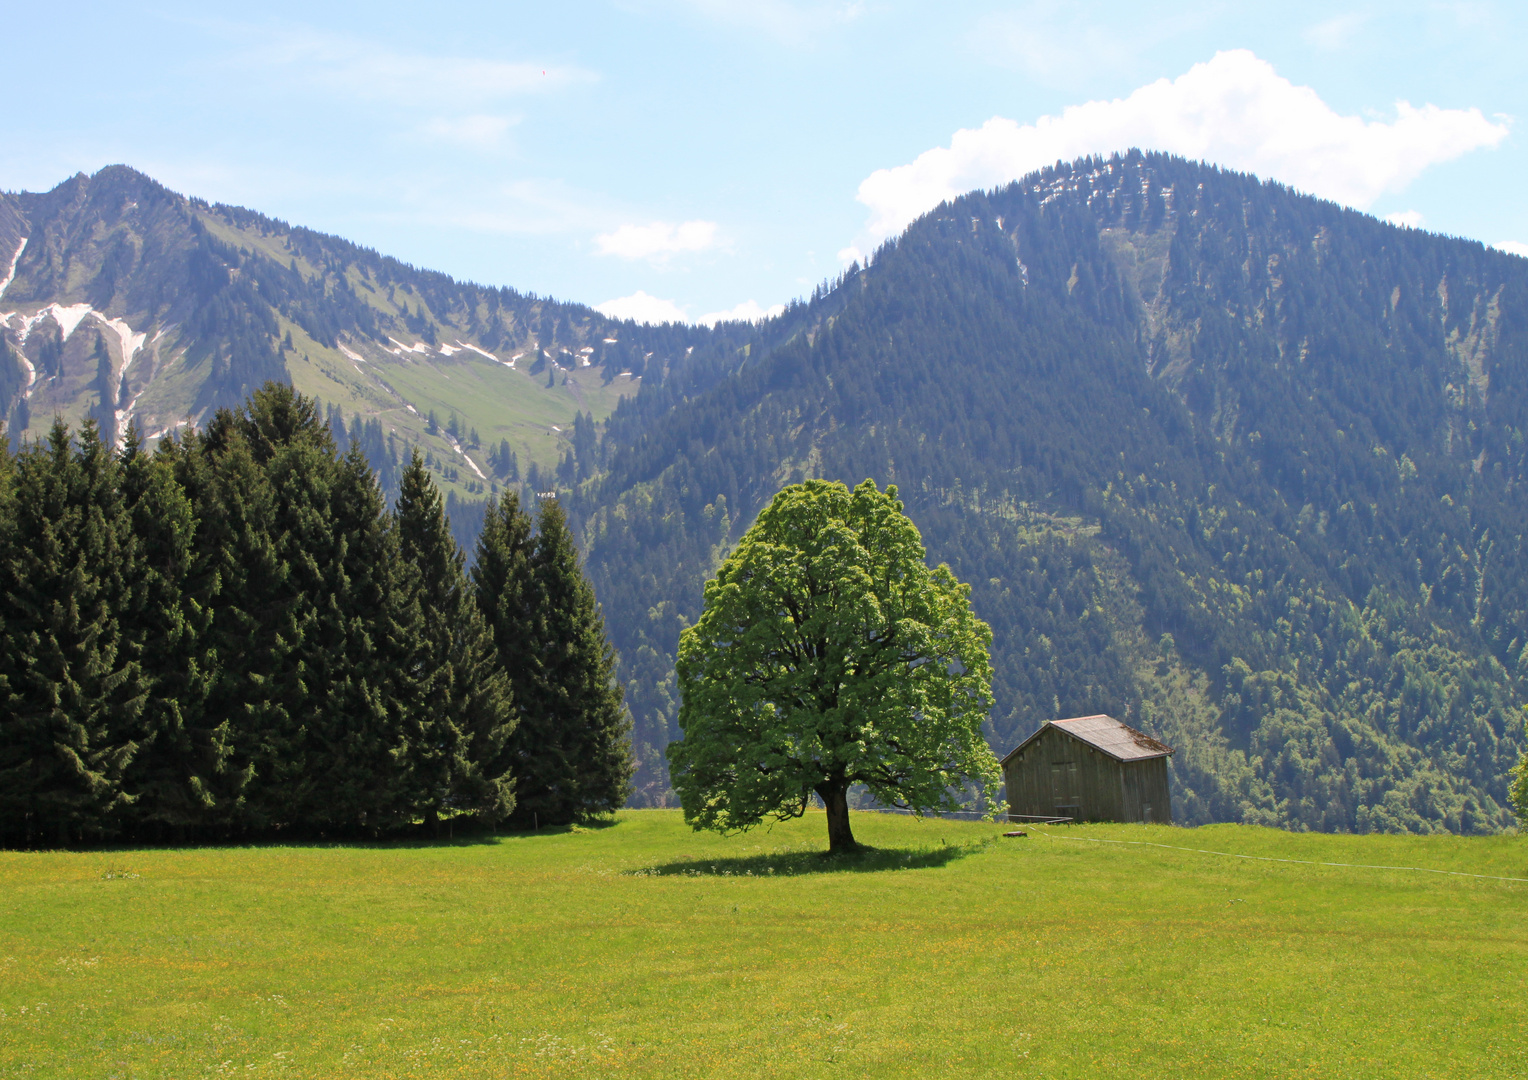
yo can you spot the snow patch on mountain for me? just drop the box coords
[3,303,95,344]
[457,340,499,362]
[443,432,487,479]
[0,303,155,428]
[0,238,27,298]
[387,336,431,356]
[96,314,147,374]
[115,387,149,439]
[2,305,147,391]
[338,343,368,369]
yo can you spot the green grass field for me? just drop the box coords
[1,811,1524,1078]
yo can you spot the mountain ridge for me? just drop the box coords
[0,165,739,505]
[572,152,1528,830]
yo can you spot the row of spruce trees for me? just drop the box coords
[0,384,633,847]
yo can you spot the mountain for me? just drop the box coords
[574,152,1528,831]
[0,166,739,510]
[6,157,1527,833]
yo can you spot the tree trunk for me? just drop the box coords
[815,779,857,853]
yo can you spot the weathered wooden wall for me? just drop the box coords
[1002,727,1171,823]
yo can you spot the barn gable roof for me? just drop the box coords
[1000,714,1173,765]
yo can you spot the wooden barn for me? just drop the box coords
[1001,715,1174,824]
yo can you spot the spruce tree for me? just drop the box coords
[0,419,145,846]
[192,413,287,832]
[472,492,545,819]
[232,383,407,833]
[117,426,229,838]
[296,443,410,832]
[531,498,633,820]
[474,494,631,825]
[395,450,516,827]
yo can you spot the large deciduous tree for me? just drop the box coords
[670,478,999,854]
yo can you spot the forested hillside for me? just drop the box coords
[574,152,1528,831]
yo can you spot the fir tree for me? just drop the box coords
[234,382,407,833]
[394,450,516,827]
[0,419,145,846]
[193,412,291,831]
[530,498,632,820]
[297,443,410,832]
[475,494,631,825]
[472,492,544,817]
[117,426,229,838]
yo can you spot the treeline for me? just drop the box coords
[0,383,632,848]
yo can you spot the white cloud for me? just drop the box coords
[1305,13,1368,51]
[836,245,864,266]
[1384,210,1425,229]
[594,220,719,260]
[852,50,1510,245]
[697,300,785,326]
[420,114,516,149]
[1493,241,1528,257]
[595,291,689,325]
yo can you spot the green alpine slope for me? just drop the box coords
[0,166,736,504]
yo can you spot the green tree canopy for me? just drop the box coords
[669,478,999,853]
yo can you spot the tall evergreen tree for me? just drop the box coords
[395,450,516,827]
[472,492,546,819]
[116,426,228,837]
[475,494,631,825]
[296,442,410,832]
[191,415,286,831]
[531,498,633,820]
[228,383,408,833]
[0,419,146,845]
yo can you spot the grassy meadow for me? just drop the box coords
[0,810,1524,1078]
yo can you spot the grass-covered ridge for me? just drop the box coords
[1,811,1523,1077]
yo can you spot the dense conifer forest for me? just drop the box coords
[0,384,631,847]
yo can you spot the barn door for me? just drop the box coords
[1050,761,1080,819]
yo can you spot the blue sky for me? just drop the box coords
[5,1,1525,323]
